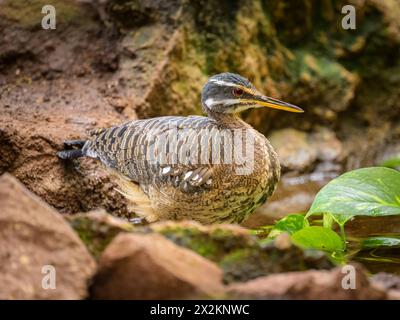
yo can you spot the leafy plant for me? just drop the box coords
[268,214,309,238]
[362,236,400,249]
[307,167,400,229]
[291,226,344,253]
[264,167,400,258]
[379,157,400,170]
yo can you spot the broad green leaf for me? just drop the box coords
[268,214,309,238]
[362,236,400,249]
[307,168,400,221]
[291,226,345,252]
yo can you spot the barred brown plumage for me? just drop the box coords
[58,73,303,224]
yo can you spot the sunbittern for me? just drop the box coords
[58,73,303,224]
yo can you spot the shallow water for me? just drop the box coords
[243,172,334,228]
[345,216,400,275]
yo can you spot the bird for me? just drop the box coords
[58,73,303,224]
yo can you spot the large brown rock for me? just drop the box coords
[0,0,129,216]
[91,233,224,299]
[227,264,387,300]
[0,173,96,299]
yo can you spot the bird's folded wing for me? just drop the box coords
[86,115,219,193]
[158,164,214,192]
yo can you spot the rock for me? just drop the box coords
[227,264,387,300]
[268,128,343,172]
[0,0,130,216]
[268,129,317,172]
[312,128,343,162]
[219,237,334,284]
[149,221,334,284]
[67,209,135,260]
[150,220,256,262]
[68,218,334,285]
[0,173,96,299]
[91,233,224,299]
[371,272,400,291]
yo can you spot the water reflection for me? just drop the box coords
[346,216,400,275]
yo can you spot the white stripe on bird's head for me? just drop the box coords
[204,98,242,108]
[209,79,241,87]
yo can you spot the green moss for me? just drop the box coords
[168,228,215,257]
[219,248,270,283]
[219,240,335,283]
[289,50,343,81]
[68,213,134,260]
[152,222,258,261]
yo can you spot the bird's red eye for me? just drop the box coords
[232,88,244,97]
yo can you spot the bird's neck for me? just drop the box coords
[207,111,251,129]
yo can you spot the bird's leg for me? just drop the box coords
[63,140,86,149]
[57,149,84,160]
[58,140,86,159]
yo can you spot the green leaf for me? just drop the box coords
[379,157,400,169]
[268,214,309,238]
[362,236,400,249]
[291,226,345,252]
[307,167,400,222]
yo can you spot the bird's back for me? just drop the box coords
[83,115,221,187]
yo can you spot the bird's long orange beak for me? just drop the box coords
[255,95,304,113]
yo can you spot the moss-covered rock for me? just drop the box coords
[67,214,334,283]
[150,221,334,283]
[67,210,135,259]
[150,221,257,262]
[220,237,335,283]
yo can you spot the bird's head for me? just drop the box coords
[201,73,303,114]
